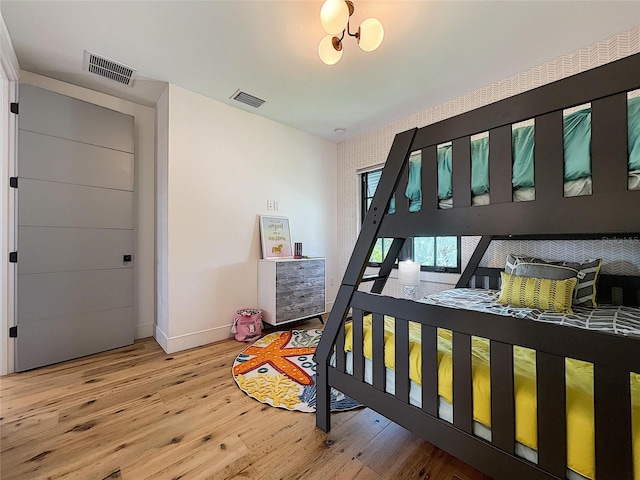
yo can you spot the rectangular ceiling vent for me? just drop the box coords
[230,90,266,108]
[83,50,137,87]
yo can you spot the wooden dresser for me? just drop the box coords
[257,258,326,326]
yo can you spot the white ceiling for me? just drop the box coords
[1,1,639,142]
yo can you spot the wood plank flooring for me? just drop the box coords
[0,319,492,480]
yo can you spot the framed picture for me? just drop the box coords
[259,215,293,259]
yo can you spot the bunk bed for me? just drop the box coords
[314,53,640,480]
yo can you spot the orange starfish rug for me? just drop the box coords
[232,329,361,413]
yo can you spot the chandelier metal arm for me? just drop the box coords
[346,20,358,39]
[345,1,357,38]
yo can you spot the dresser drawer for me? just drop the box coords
[258,258,326,326]
[275,259,324,293]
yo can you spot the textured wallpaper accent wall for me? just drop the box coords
[338,27,640,298]
[482,239,640,275]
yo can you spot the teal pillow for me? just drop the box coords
[405,154,422,201]
[471,136,490,195]
[409,200,422,212]
[437,144,453,199]
[563,108,592,181]
[512,125,535,188]
[436,140,488,198]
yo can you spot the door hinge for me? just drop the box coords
[9,252,17,263]
[9,326,17,338]
[10,102,18,115]
[9,177,18,188]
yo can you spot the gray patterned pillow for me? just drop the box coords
[505,254,579,280]
[504,254,602,307]
[572,258,602,307]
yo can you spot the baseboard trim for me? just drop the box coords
[136,322,154,340]
[153,324,169,353]
[153,305,336,355]
[325,301,334,314]
[155,324,233,354]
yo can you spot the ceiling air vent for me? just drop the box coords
[83,50,137,87]
[230,90,266,108]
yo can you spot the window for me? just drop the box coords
[369,237,394,264]
[409,236,461,272]
[361,167,461,273]
[361,169,382,220]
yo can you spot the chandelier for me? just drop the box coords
[318,0,384,65]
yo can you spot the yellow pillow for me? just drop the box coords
[498,272,577,314]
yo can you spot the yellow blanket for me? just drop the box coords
[343,316,640,480]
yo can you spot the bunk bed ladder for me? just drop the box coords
[315,128,417,432]
[362,237,407,294]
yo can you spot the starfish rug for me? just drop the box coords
[232,328,361,413]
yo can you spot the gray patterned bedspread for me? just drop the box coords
[420,288,640,337]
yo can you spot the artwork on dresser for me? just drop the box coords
[259,215,293,258]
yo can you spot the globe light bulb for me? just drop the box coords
[320,0,349,35]
[318,35,343,65]
[357,17,384,52]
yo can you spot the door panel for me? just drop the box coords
[16,85,135,371]
[18,227,133,275]
[18,178,133,229]
[19,130,134,190]
[18,84,134,152]
[18,269,134,322]
[16,307,135,372]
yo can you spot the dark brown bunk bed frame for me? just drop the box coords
[315,53,640,480]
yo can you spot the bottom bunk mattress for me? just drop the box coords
[339,290,640,480]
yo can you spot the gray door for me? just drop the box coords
[15,85,135,371]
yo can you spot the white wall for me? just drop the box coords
[18,71,158,342]
[156,84,337,353]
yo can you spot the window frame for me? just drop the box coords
[360,168,381,224]
[360,167,462,273]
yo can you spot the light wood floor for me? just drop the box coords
[0,319,492,480]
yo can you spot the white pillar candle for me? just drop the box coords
[398,260,420,286]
